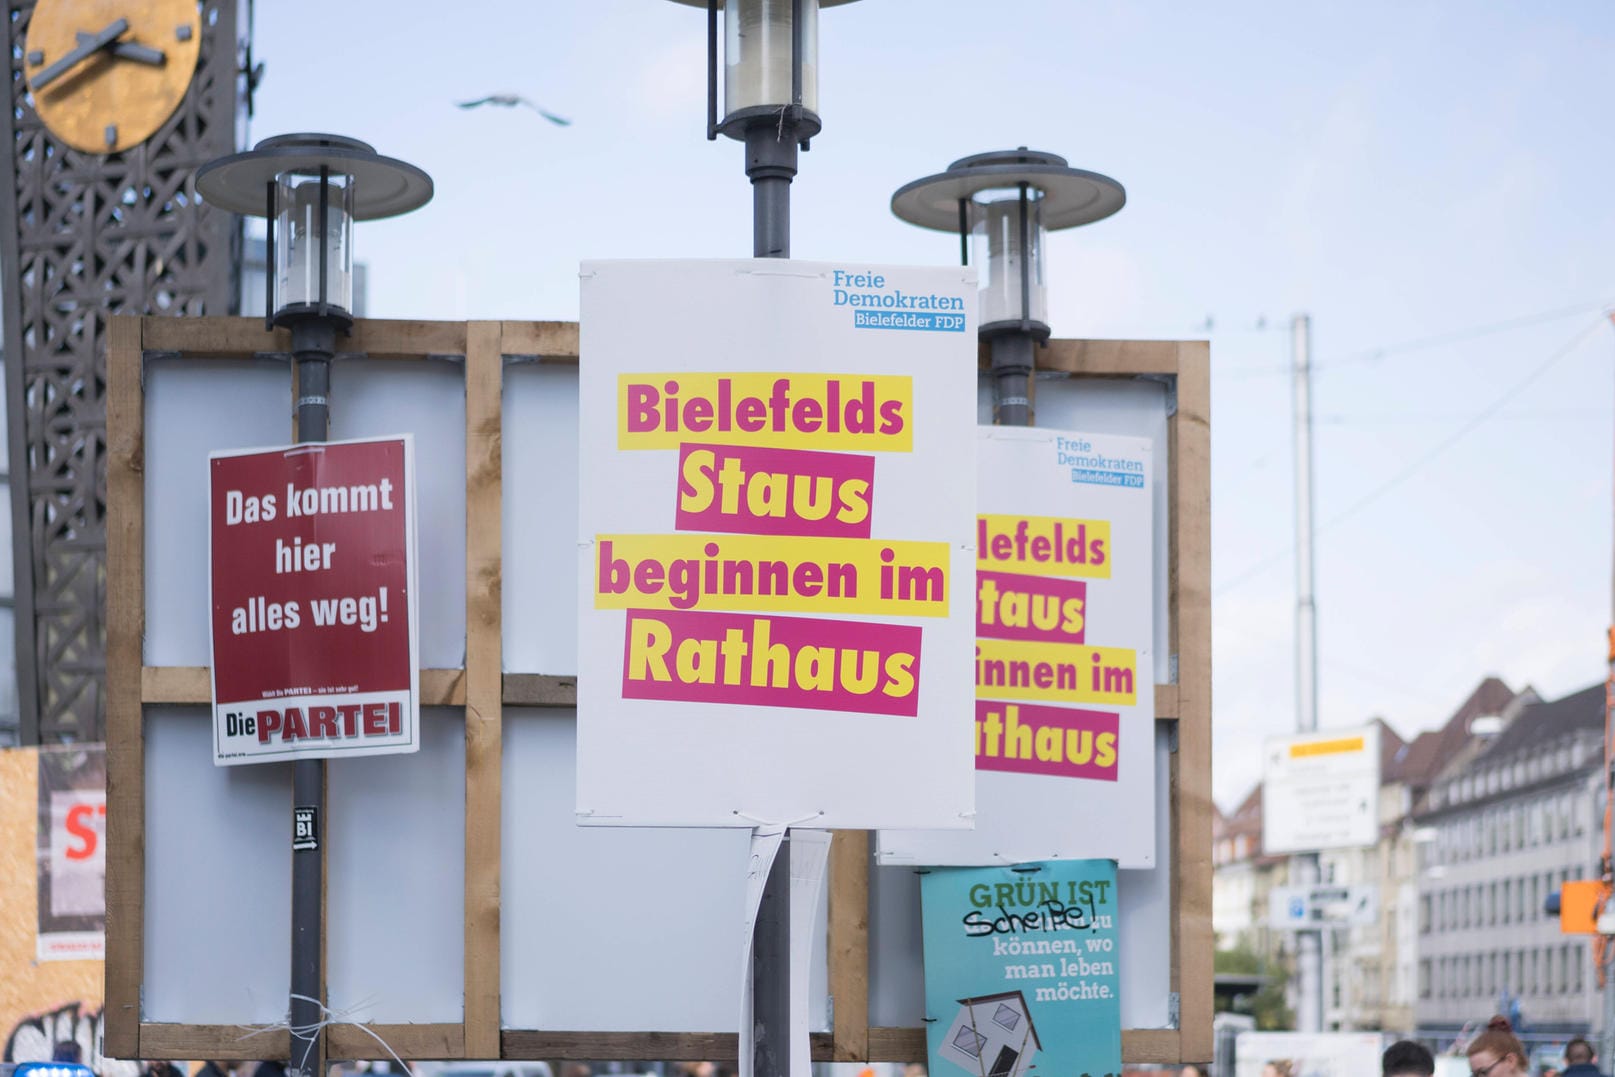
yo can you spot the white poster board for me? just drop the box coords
[879,427,1156,867]
[576,258,979,829]
[1234,1031,1385,1077]
[1262,724,1381,854]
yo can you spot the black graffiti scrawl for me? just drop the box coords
[3,1000,140,1077]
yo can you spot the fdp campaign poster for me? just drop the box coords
[576,259,979,829]
[882,427,1157,866]
[921,861,1122,1077]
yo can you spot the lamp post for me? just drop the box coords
[197,134,432,1077]
[658,4,859,1075]
[665,0,860,257]
[891,148,1125,426]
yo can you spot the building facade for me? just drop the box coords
[1413,683,1606,1042]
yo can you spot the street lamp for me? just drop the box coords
[195,133,431,1077]
[197,133,433,332]
[891,147,1125,425]
[663,0,861,257]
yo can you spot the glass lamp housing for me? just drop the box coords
[724,0,818,119]
[971,189,1047,328]
[273,169,355,319]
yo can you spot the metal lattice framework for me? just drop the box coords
[0,0,242,743]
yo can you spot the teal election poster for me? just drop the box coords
[921,861,1121,1077]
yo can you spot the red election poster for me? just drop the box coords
[209,436,419,766]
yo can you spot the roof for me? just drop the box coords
[1474,683,1604,764]
[1386,676,1517,788]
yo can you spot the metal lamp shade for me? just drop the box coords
[891,149,1125,337]
[197,133,432,328]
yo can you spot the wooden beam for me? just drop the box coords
[104,316,146,1059]
[139,318,469,359]
[463,322,504,1058]
[501,673,578,706]
[500,1031,836,1061]
[328,1023,466,1060]
[1172,340,1214,1062]
[499,320,580,359]
[140,667,466,706]
[140,1024,290,1061]
[977,337,1183,377]
[827,830,870,1060]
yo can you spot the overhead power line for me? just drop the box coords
[1215,298,1612,381]
[1213,315,1612,595]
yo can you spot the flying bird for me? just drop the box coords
[456,94,571,126]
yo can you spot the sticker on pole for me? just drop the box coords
[209,435,419,766]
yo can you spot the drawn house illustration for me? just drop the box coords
[938,992,1042,1077]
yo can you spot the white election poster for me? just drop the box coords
[879,426,1157,866]
[577,259,980,829]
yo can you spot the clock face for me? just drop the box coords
[24,0,202,155]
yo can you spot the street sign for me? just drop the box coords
[1261,724,1380,853]
[1268,884,1378,928]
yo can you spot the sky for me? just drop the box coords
[246,1,1615,811]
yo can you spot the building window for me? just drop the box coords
[1574,945,1585,992]
[1530,875,1540,920]
[1502,880,1512,924]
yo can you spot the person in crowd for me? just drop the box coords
[1468,1016,1531,1077]
[196,1061,232,1077]
[1180,1064,1209,1077]
[1384,1041,1435,1077]
[1562,1038,1609,1077]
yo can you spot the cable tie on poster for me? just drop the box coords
[236,994,409,1076]
[732,807,825,835]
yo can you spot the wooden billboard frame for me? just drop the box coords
[104,315,1211,1066]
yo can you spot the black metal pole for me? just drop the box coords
[745,122,797,259]
[288,316,333,1077]
[743,96,802,1077]
[990,190,1036,427]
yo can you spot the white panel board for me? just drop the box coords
[144,707,290,1023]
[879,427,1156,867]
[501,709,829,1032]
[502,364,580,674]
[330,358,466,669]
[327,709,465,1022]
[577,259,979,830]
[869,723,1174,1030]
[145,359,292,666]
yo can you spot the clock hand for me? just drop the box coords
[31,17,129,90]
[74,32,165,67]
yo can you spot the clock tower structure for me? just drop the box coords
[0,0,246,742]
